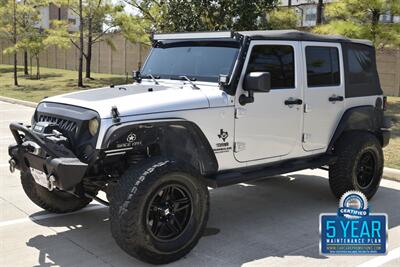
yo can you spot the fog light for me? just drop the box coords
[88,118,99,136]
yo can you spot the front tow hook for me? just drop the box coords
[9,158,16,173]
[47,175,56,191]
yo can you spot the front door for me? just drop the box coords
[301,42,345,151]
[234,41,302,162]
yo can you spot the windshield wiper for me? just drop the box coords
[177,76,200,90]
[142,74,159,85]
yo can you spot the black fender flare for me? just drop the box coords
[101,119,218,175]
[327,105,387,152]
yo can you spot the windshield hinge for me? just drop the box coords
[111,106,120,123]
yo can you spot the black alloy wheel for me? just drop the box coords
[356,150,376,188]
[146,183,193,241]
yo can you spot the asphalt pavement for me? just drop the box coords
[0,100,399,267]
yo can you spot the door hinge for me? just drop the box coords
[304,104,311,113]
[234,142,246,152]
[235,108,247,119]
[302,133,311,143]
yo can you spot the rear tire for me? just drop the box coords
[21,172,92,213]
[110,158,209,264]
[329,131,384,200]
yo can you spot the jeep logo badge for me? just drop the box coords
[127,133,136,143]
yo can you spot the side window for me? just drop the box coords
[306,46,340,87]
[347,45,374,85]
[246,45,295,89]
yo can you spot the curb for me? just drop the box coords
[383,167,400,182]
[0,96,37,108]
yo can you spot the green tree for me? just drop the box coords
[120,0,279,39]
[15,0,48,76]
[59,0,123,85]
[267,7,299,30]
[62,0,85,87]
[83,1,123,79]
[18,0,48,75]
[314,0,400,48]
[0,0,50,84]
[16,20,70,79]
[0,0,20,86]
[316,0,324,25]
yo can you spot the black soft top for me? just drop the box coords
[153,30,373,47]
[151,30,381,98]
[239,30,373,46]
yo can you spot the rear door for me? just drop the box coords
[301,42,345,151]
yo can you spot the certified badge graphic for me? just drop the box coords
[320,191,388,255]
[338,191,369,219]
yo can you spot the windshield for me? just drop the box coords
[141,44,239,82]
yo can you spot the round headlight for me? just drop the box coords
[88,118,99,136]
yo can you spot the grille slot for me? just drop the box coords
[38,115,77,133]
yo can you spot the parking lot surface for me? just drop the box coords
[1,100,399,267]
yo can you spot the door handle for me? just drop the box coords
[284,98,303,106]
[329,95,344,102]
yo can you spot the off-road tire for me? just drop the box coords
[21,172,92,213]
[329,131,384,200]
[109,158,209,265]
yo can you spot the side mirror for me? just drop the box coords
[132,70,141,83]
[243,72,271,92]
[239,72,271,105]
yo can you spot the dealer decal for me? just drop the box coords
[320,191,387,255]
[214,129,232,154]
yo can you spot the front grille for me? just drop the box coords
[38,115,77,133]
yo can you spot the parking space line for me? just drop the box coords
[0,204,107,228]
[0,119,22,123]
[0,109,32,112]
[356,247,400,267]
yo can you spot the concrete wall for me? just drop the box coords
[0,33,149,76]
[376,49,400,97]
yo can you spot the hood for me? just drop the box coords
[43,81,231,119]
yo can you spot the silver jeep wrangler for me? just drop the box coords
[8,30,391,264]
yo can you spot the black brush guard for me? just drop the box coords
[8,123,88,190]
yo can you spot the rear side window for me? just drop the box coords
[246,45,295,89]
[343,43,382,97]
[347,46,374,84]
[306,46,340,87]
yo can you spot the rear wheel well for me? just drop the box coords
[328,105,385,152]
[332,129,382,152]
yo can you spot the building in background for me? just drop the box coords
[37,3,80,32]
[279,0,400,27]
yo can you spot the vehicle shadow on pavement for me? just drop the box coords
[26,173,400,267]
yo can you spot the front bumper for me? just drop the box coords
[8,123,88,190]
